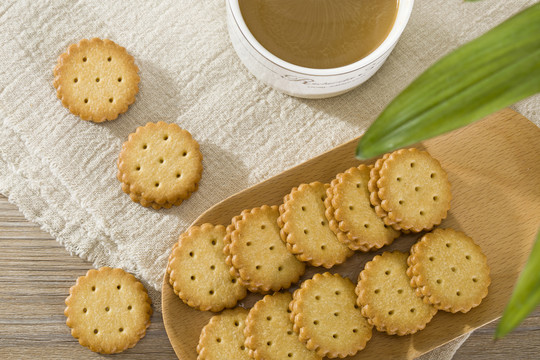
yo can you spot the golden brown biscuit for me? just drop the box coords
[197,308,251,360]
[326,165,400,251]
[356,251,437,335]
[407,228,491,313]
[278,182,353,268]
[64,267,152,354]
[168,224,247,311]
[225,206,305,293]
[117,121,203,209]
[53,38,139,122]
[290,272,372,358]
[244,292,321,360]
[376,148,452,232]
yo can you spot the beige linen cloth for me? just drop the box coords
[0,0,538,358]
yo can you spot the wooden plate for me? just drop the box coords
[162,108,540,359]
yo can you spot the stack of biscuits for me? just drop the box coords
[167,148,491,359]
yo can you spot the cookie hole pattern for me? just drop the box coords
[91,286,96,291]
[211,239,216,245]
[176,173,181,178]
[314,320,319,325]
[349,205,354,210]
[210,265,215,270]
[430,173,436,178]
[364,223,370,229]
[246,242,252,246]
[335,290,340,295]
[142,144,147,149]
[410,162,415,168]
[420,211,425,216]
[127,305,132,310]
[456,291,461,296]
[109,98,113,103]
[155,182,159,187]
[94,329,98,334]
[95,77,100,83]
[288,353,293,358]
[397,289,403,294]
[83,308,87,313]
[117,285,121,290]
[333,334,338,339]
[287,308,292,313]
[385,270,391,275]
[256,265,261,270]
[356,183,361,188]
[321,245,326,250]
[261,224,266,230]
[278,266,283,271]
[472,277,478,283]
[107,56,112,62]
[190,275,195,280]
[266,316,272,321]
[451,267,456,272]
[119,327,124,332]
[287,330,293,335]
[466,255,471,260]
[334,312,339,317]
[105,307,110,312]
[354,304,359,309]
[410,308,416,313]
[436,279,442,284]
[321,220,325,226]
[84,98,88,104]
[163,135,168,140]
[267,341,272,346]
[118,77,122,82]
[73,78,78,83]
[429,256,434,261]
[303,229,308,234]
[374,289,380,294]
[269,246,274,250]
[189,251,194,257]
[399,200,404,205]
[159,158,164,164]
[216,338,221,343]
[415,186,420,192]
[231,278,237,284]
[396,177,401,182]
[240,345,245,350]
[234,321,239,327]
[209,290,214,295]
[182,151,187,157]
[315,295,320,300]
[388,310,394,315]
[433,196,439,201]
[446,243,451,248]
[301,206,306,211]
[83,57,87,62]
[353,328,358,333]
[136,166,140,171]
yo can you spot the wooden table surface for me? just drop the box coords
[0,194,538,359]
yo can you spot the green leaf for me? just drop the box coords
[356,3,540,160]
[495,229,540,339]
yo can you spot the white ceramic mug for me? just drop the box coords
[227,0,414,99]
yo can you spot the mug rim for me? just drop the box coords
[227,0,414,76]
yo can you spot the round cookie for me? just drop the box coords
[53,38,139,122]
[278,182,353,268]
[197,308,251,360]
[225,206,306,293]
[117,121,203,210]
[356,251,437,335]
[168,224,247,311]
[290,272,372,358]
[64,267,152,354]
[376,148,452,232]
[244,292,321,360]
[325,165,400,251]
[407,228,491,313]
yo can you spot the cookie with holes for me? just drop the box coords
[117,121,203,210]
[53,38,139,122]
[197,308,251,360]
[244,292,321,360]
[290,272,372,358]
[356,251,437,335]
[168,224,247,311]
[374,148,451,232]
[278,182,353,268]
[64,267,152,354]
[325,165,400,251]
[225,205,305,293]
[407,228,491,313]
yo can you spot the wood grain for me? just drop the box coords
[162,108,540,359]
